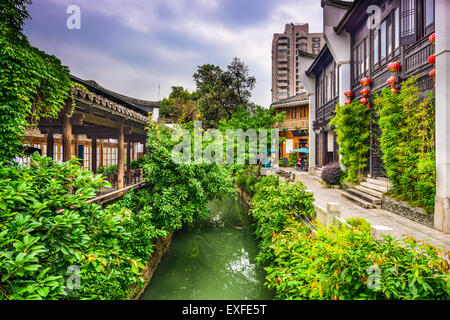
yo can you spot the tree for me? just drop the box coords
[193,58,256,127]
[159,86,199,123]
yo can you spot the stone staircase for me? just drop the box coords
[340,177,390,209]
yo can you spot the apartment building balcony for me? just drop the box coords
[277,56,288,63]
[276,119,309,130]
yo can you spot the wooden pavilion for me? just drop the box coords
[24,76,160,190]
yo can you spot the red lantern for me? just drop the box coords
[360,88,370,96]
[360,77,372,87]
[344,90,354,98]
[387,62,401,73]
[360,98,368,104]
[391,88,399,94]
[428,54,436,65]
[386,76,396,85]
[345,100,352,105]
[429,69,435,78]
[429,33,435,45]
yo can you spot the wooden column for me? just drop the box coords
[63,113,72,162]
[91,137,97,174]
[46,127,54,160]
[126,138,131,185]
[117,122,125,190]
[99,139,104,169]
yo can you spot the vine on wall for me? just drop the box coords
[373,76,435,213]
[330,100,372,183]
[0,1,73,162]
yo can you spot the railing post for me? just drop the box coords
[326,202,341,225]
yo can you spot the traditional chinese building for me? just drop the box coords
[23,76,160,190]
[270,93,310,166]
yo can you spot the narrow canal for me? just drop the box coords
[141,197,272,300]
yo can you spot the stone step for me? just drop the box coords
[346,188,382,205]
[340,191,376,209]
[353,185,383,199]
[360,181,388,193]
[365,177,390,188]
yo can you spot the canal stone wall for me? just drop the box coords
[381,195,434,228]
[128,233,173,300]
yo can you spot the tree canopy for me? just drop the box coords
[193,57,256,127]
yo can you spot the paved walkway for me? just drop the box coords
[280,169,450,250]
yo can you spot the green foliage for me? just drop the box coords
[346,217,371,233]
[130,157,145,170]
[218,105,285,166]
[373,77,435,213]
[0,153,166,300]
[288,152,298,167]
[249,177,315,265]
[159,86,199,123]
[142,122,235,232]
[234,165,260,197]
[193,57,256,127]
[264,219,449,300]
[248,174,449,300]
[0,1,73,162]
[96,164,118,176]
[330,101,371,183]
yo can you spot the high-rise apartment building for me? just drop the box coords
[271,23,324,102]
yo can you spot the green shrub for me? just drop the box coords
[373,76,435,213]
[249,174,450,300]
[288,153,297,167]
[330,100,371,183]
[0,153,165,300]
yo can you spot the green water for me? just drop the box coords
[141,197,273,300]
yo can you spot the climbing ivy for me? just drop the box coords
[373,76,435,213]
[330,100,372,183]
[0,0,73,162]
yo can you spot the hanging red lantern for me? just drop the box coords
[386,76,396,85]
[360,98,368,104]
[429,69,436,83]
[344,90,354,98]
[387,62,402,73]
[344,90,354,105]
[429,33,435,45]
[360,77,372,87]
[428,54,436,65]
[391,88,399,94]
[360,88,371,96]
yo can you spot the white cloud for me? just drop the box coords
[41,0,323,106]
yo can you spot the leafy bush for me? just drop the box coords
[321,162,342,185]
[96,164,118,176]
[288,153,297,167]
[234,165,260,196]
[249,176,314,265]
[373,76,435,213]
[264,222,449,300]
[142,122,235,232]
[0,154,165,300]
[248,177,450,300]
[346,217,371,233]
[330,100,371,183]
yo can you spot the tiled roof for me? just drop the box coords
[271,93,309,108]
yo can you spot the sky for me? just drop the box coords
[23,0,323,107]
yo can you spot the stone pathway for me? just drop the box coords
[280,169,450,250]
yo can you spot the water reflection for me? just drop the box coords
[141,197,272,300]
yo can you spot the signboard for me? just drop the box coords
[286,139,293,154]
